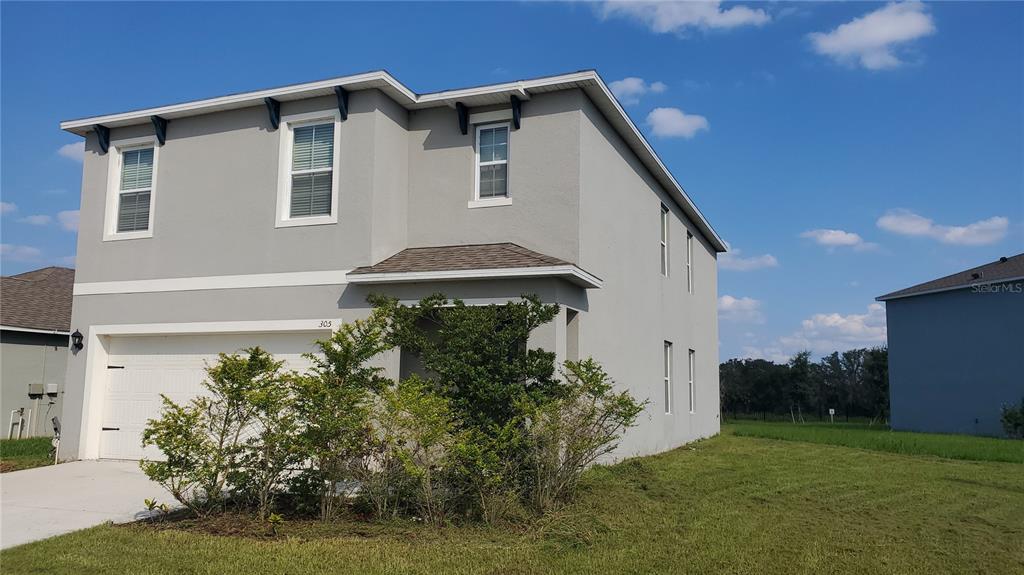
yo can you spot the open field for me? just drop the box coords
[0,438,53,473]
[730,421,1024,463]
[3,428,1022,574]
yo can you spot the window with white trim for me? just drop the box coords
[476,123,509,200]
[686,231,694,294]
[104,137,158,241]
[276,111,341,227]
[664,341,673,414]
[688,348,696,413]
[116,147,154,233]
[660,205,669,276]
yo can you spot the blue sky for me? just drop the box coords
[1,1,1021,361]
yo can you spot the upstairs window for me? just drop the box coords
[104,136,158,241]
[276,111,341,228]
[117,147,154,233]
[660,205,669,276]
[476,123,509,201]
[289,123,334,218]
[686,231,694,294]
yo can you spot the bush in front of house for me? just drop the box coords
[1001,398,1024,439]
[140,294,644,525]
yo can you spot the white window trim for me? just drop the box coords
[275,110,342,228]
[660,205,669,277]
[103,136,159,242]
[470,121,511,209]
[664,341,673,415]
[686,231,693,294]
[688,348,696,414]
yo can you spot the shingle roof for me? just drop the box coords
[1,267,75,332]
[350,243,570,275]
[877,253,1024,301]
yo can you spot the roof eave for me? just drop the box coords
[876,274,1024,301]
[346,265,603,289]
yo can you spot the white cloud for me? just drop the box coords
[876,209,1008,246]
[808,1,936,70]
[719,245,778,271]
[57,210,80,232]
[800,228,877,252]
[58,142,85,162]
[600,1,770,34]
[0,201,16,215]
[646,107,709,139]
[719,295,764,323]
[742,303,887,362]
[19,214,52,226]
[608,77,667,106]
[0,243,43,262]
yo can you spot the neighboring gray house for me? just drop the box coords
[878,253,1024,437]
[57,70,726,461]
[1,267,74,438]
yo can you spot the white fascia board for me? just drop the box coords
[875,275,1024,302]
[90,318,339,337]
[346,265,603,289]
[0,325,70,336]
[73,270,351,296]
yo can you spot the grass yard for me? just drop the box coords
[2,429,1022,574]
[0,437,53,473]
[730,420,1024,463]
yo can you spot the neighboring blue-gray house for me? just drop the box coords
[877,253,1024,437]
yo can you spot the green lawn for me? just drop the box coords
[730,420,1024,463]
[3,429,1022,574]
[0,437,53,472]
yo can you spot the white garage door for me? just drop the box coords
[100,332,322,460]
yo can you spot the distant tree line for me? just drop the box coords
[720,348,889,423]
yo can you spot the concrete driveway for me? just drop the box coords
[1,460,166,549]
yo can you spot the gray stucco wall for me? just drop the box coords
[578,95,720,458]
[406,90,582,263]
[1,331,67,438]
[886,281,1024,436]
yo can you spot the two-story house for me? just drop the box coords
[59,70,727,461]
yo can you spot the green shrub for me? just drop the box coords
[1002,398,1024,439]
[140,347,290,517]
[289,310,391,520]
[523,359,645,513]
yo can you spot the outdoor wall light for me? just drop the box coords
[71,329,84,351]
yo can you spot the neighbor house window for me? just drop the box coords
[476,123,509,200]
[688,349,696,413]
[660,205,669,276]
[664,341,673,414]
[117,147,154,233]
[276,110,341,227]
[104,136,159,241]
[686,231,694,294]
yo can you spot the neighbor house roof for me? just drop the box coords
[347,243,602,289]
[877,253,1024,301]
[59,70,727,253]
[1,267,75,333]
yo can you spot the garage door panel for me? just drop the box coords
[99,331,321,460]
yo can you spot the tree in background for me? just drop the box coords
[720,347,888,422]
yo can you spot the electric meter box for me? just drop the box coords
[27,383,44,398]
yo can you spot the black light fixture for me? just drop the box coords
[71,329,84,351]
